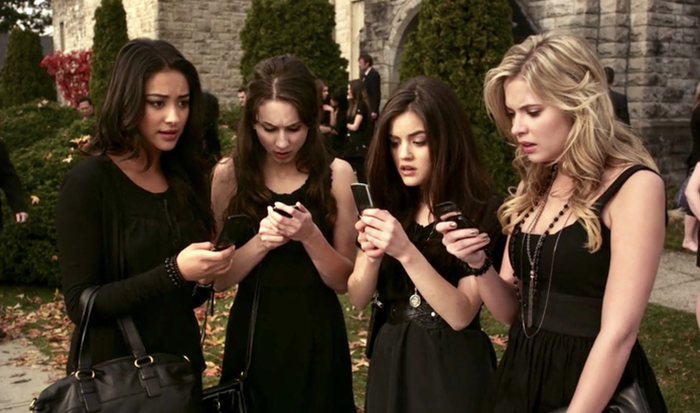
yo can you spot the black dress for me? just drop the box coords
[220,180,356,413]
[344,101,371,182]
[365,219,501,413]
[58,156,209,379]
[486,166,667,413]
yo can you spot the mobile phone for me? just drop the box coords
[350,183,374,214]
[434,201,476,229]
[214,215,255,251]
[272,204,300,218]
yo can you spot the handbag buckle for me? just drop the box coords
[134,355,154,368]
[29,398,38,411]
[73,369,96,381]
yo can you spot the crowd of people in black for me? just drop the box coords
[1,28,697,413]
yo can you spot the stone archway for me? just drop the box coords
[386,0,421,97]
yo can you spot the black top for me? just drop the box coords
[609,89,630,125]
[686,104,700,171]
[57,156,209,375]
[362,67,381,115]
[487,165,667,413]
[0,139,25,231]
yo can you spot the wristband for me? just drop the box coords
[462,252,492,276]
[165,256,186,288]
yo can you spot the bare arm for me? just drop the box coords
[347,114,363,131]
[210,158,271,290]
[567,171,665,413]
[686,163,700,217]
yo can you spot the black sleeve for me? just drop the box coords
[620,94,630,126]
[688,106,700,170]
[0,140,26,212]
[57,160,179,325]
[480,194,506,272]
[366,70,381,114]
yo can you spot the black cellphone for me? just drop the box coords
[434,201,476,229]
[272,204,300,218]
[214,215,255,251]
[350,183,374,214]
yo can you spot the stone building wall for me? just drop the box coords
[361,0,700,184]
[51,0,249,104]
[156,0,250,104]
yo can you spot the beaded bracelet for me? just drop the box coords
[165,256,186,288]
[462,252,493,276]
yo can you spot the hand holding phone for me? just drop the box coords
[434,201,476,229]
[214,215,255,251]
[351,183,374,214]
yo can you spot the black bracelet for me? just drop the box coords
[165,256,186,288]
[462,252,493,276]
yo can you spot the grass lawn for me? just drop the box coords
[1,285,699,412]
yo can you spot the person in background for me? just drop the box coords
[681,81,700,252]
[683,80,700,332]
[359,52,381,121]
[57,39,235,402]
[328,88,348,157]
[77,96,94,121]
[317,79,333,135]
[346,79,372,182]
[446,30,667,412]
[0,138,29,340]
[202,91,222,170]
[348,75,502,413]
[211,55,357,413]
[238,86,247,106]
[604,66,630,126]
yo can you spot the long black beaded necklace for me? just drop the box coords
[510,165,570,330]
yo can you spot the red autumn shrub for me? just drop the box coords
[40,49,92,107]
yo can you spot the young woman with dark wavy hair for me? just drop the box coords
[348,75,504,413]
[57,39,235,401]
[211,55,356,413]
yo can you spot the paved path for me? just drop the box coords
[0,249,698,412]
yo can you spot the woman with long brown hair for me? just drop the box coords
[345,79,372,182]
[348,75,503,413]
[210,55,356,413]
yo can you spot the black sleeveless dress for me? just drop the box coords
[487,165,667,413]
[219,180,356,413]
[365,220,500,413]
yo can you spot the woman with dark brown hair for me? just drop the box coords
[345,78,372,182]
[57,38,235,401]
[347,75,503,413]
[211,55,356,413]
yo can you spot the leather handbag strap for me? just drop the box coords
[74,286,101,372]
[242,267,262,378]
[118,317,149,359]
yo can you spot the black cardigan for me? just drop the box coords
[0,140,25,232]
[57,156,209,375]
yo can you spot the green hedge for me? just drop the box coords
[89,0,129,114]
[240,0,348,91]
[399,0,515,194]
[0,107,234,286]
[0,101,80,152]
[0,27,56,108]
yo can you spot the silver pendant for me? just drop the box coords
[409,291,421,308]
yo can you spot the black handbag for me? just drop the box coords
[201,270,261,413]
[549,380,651,413]
[30,287,203,413]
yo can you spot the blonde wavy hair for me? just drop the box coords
[483,31,657,251]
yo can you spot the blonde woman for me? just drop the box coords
[437,31,667,412]
[683,80,700,331]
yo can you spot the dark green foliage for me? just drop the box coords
[89,0,129,113]
[399,0,515,193]
[219,103,242,131]
[0,0,52,34]
[0,118,91,286]
[0,27,56,108]
[240,0,348,91]
[0,100,79,151]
